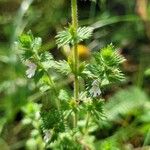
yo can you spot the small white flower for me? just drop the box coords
[43,130,51,143]
[89,79,101,97]
[25,60,37,78]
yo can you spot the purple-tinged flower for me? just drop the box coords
[43,130,51,143]
[25,60,37,78]
[89,79,101,97]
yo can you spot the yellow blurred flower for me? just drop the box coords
[76,44,91,60]
[63,44,91,61]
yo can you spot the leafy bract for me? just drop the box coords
[83,44,125,87]
[56,26,94,48]
[53,60,72,75]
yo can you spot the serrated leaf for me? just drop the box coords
[32,37,42,52]
[58,89,70,101]
[39,85,50,93]
[101,78,109,86]
[19,34,33,49]
[58,89,71,110]
[40,52,54,70]
[21,50,34,61]
[18,32,42,54]
[41,109,65,133]
[56,28,73,48]
[56,26,94,48]
[77,26,94,42]
[85,44,125,85]
[53,60,71,75]
[104,87,149,121]
[101,44,125,66]
[34,70,44,82]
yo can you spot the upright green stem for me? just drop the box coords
[71,0,78,30]
[71,0,79,128]
[73,44,79,102]
[34,54,60,109]
[84,112,90,135]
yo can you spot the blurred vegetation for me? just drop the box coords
[0,0,150,149]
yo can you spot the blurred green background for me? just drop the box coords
[0,0,150,149]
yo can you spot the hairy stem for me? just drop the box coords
[34,54,60,109]
[71,0,78,30]
[84,112,90,135]
[71,0,79,128]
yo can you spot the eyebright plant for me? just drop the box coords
[17,0,125,149]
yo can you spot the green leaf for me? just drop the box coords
[77,26,94,42]
[101,44,125,66]
[85,44,125,85]
[41,109,65,133]
[40,52,54,70]
[108,68,125,82]
[34,70,44,82]
[58,89,70,102]
[104,87,149,121]
[38,74,51,92]
[39,85,50,93]
[32,37,42,52]
[101,78,109,86]
[56,26,94,48]
[19,33,33,49]
[58,89,71,110]
[53,60,71,75]
[18,32,42,54]
[56,28,73,48]
[21,50,34,61]
[49,132,83,150]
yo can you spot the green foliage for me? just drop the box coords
[56,26,94,48]
[40,52,54,70]
[19,31,42,52]
[96,86,150,149]
[50,132,83,150]
[53,60,72,75]
[18,32,42,61]
[58,89,71,110]
[41,109,65,133]
[100,44,125,66]
[1,0,150,149]
[16,9,126,149]
[79,92,104,121]
[104,86,149,121]
[21,102,45,149]
[145,68,150,76]
[49,132,96,150]
[84,44,125,88]
[77,27,94,42]
[19,33,33,49]
[97,138,120,150]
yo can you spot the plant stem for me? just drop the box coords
[42,67,60,109]
[73,111,78,128]
[71,0,78,30]
[84,112,90,134]
[34,54,60,109]
[71,0,79,128]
